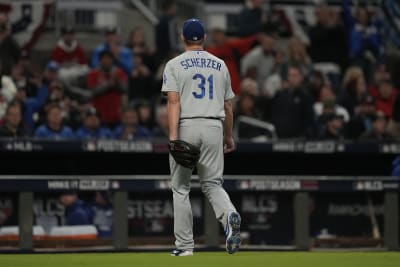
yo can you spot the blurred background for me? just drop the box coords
[0,0,399,252]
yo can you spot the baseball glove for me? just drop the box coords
[168,140,200,169]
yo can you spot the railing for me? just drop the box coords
[234,116,277,141]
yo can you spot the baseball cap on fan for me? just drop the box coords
[182,18,205,42]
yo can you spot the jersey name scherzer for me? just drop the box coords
[161,50,235,119]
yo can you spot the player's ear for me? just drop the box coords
[180,34,185,42]
[203,34,207,42]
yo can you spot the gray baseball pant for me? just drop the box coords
[170,118,237,251]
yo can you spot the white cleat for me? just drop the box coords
[170,249,194,256]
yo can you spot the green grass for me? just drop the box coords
[1,252,399,267]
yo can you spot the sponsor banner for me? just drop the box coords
[271,141,352,153]
[0,139,399,154]
[127,193,203,236]
[237,180,301,191]
[84,140,153,153]
[354,181,384,191]
[301,180,319,191]
[232,193,294,245]
[0,178,398,192]
[33,195,66,234]
[381,143,400,154]
[310,193,384,238]
[47,180,110,191]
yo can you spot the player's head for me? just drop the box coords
[59,191,78,206]
[181,18,206,46]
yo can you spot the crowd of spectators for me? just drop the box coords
[0,0,399,142]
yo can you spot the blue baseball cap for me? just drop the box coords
[182,18,205,42]
[46,60,59,71]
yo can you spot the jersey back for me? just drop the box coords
[161,50,235,119]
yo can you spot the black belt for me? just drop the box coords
[180,116,222,120]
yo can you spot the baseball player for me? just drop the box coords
[161,18,241,256]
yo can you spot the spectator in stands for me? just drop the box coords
[21,61,60,130]
[86,50,128,128]
[91,27,133,75]
[342,0,383,82]
[0,100,29,138]
[75,107,113,139]
[387,94,400,140]
[11,50,41,98]
[307,3,348,71]
[359,111,394,141]
[241,30,278,91]
[59,191,92,226]
[33,80,73,128]
[369,64,391,89]
[235,91,260,121]
[153,50,180,97]
[260,48,284,99]
[113,107,151,140]
[305,70,325,103]
[314,84,350,123]
[236,0,267,37]
[155,0,182,62]
[281,36,312,80]
[126,26,156,72]
[309,97,335,138]
[51,26,89,85]
[206,28,257,94]
[0,12,20,76]
[269,65,314,139]
[316,113,345,140]
[65,98,94,131]
[0,67,17,120]
[51,26,87,66]
[152,104,168,139]
[133,99,154,130]
[155,0,180,65]
[128,53,155,101]
[239,77,260,96]
[34,103,74,139]
[89,191,113,238]
[338,66,368,116]
[345,94,376,139]
[41,60,60,89]
[235,87,267,140]
[369,78,398,119]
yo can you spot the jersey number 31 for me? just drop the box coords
[192,73,213,99]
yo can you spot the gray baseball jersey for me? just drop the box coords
[162,49,238,251]
[161,50,235,119]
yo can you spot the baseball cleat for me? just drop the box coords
[170,249,194,256]
[225,211,241,254]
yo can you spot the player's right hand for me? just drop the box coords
[223,136,235,154]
